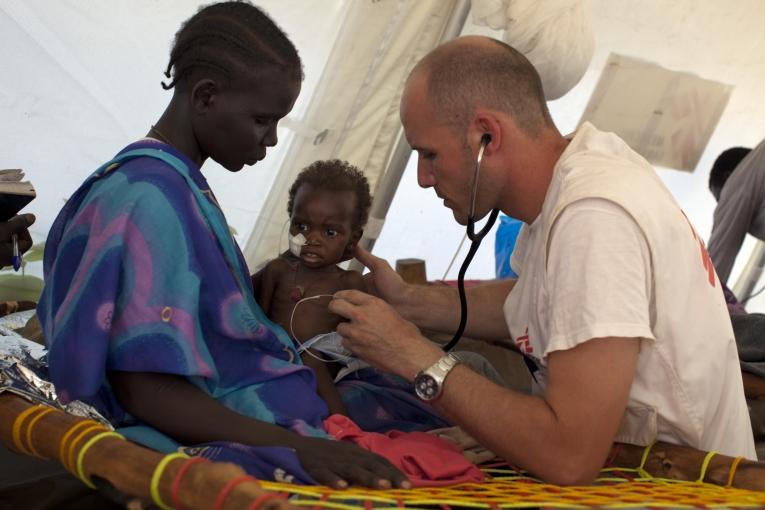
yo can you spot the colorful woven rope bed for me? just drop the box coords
[2,395,765,510]
[258,462,765,509]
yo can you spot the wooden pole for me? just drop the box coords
[0,394,294,510]
[609,442,765,491]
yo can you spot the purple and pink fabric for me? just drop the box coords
[37,139,450,484]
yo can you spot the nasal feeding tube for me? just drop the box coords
[442,134,500,352]
[288,232,306,257]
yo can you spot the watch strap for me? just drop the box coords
[414,353,461,401]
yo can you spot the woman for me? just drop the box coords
[37,1,407,489]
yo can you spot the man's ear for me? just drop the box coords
[190,79,218,114]
[473,111,502,156]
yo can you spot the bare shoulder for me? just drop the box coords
[252,255,292,290]
[257,254,293,276]
[271,255,294,275]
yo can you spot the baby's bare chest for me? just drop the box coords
[268,268,350,340]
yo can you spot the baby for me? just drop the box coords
[252,159,372,416]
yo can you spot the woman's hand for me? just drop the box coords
[329,290,443,380]
[294,436,410,489]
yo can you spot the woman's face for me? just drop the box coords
[193,67,301,172]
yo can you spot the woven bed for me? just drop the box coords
[2,393,765,510]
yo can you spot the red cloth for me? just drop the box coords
[324,415,485,487]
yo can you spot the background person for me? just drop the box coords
[707,141,765,285]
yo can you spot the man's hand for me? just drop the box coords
[295,436,410,489]
[353,246,411,308]
[0,214,35,268]
[353,246,514,339]
[329,289,443,380]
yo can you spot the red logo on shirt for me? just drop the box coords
[515,327,534,354]
[681,211,716,288]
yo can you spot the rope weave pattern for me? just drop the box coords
[255,461,765,509]
[9,405,765,509]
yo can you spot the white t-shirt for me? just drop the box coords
[504,123,756,459]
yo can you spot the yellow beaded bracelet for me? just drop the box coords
[11,405,48,455]
[58,420,100,467]
[24,407,56,458]
[65,424,108,472]
[75,431,125,489]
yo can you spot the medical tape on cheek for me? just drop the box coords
[288,233,306,257]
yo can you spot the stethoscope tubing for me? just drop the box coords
[443,136,499,352]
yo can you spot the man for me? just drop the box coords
[329,36,756,485]
[707,141,765,285]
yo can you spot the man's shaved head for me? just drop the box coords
[408,36,552,137]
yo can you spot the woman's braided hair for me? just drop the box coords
[162,1,302,91]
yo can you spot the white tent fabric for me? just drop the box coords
[471,0,594,100]
[372,0,765,290]
[3,1,765,311]
[242,0,459,270]
[578,53,732,172]
[1,0,594,281]
[0,0,349,279]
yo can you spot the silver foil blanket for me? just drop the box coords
[0,311,111,428]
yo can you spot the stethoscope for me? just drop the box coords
[442,134,500,352]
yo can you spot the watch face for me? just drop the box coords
[414,373,439,400]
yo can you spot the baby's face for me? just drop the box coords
[289,184,359,268]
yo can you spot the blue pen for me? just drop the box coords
[11,233,21,272]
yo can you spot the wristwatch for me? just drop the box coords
[414,353,461,401]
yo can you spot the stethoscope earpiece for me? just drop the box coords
[466,134,496,242]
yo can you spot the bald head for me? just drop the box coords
[407,36,552,137]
